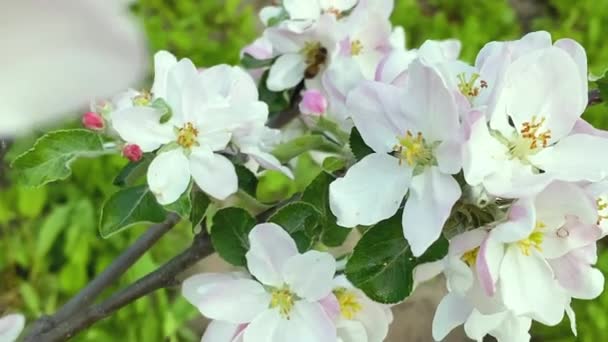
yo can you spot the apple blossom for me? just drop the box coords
[329,59,462,256]
[0,314,24,342]
[182,223,337,342]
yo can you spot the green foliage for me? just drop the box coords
[11,130,105,187]
[210,207,256,266]
[268,202,323,252]
[349,127,373,161]
[345,212,448,303]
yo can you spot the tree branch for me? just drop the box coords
[24,213,181,339]
[28,230,213,342]
[267,82,305,129]
[589,89,602,107]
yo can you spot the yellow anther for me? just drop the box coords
[350,40,364,56]
[270,286,296,318]
[176,122,199,149]
[394,131,433,167]
[133,90,152,106]
[334,288,362,320]
[520,116,551,149]
[457,73,487,100]
[597,198,608,225]
[517,221,545,256]
[461,247,480,267]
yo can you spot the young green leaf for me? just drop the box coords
[241,53,276,69]
[345,212,449,303]
[165,185,192,219]
[349,127,374,161]
[113,154,153,187]
[12,129,105,187]
[211,207,256,266]
[235,164,259,197]
[190,190,211,229]
[99,185,168,238]
[268,202,323,252]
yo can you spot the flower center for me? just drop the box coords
[506,116,551,161]
[597,197,608,225]
[334,288,362,320]
[517,221,545,256]
[176,122,199,149]
[350,40,363,56]
[325,7,344,18]
[457,73,487,101]
[461,247,480,267]
[133,90,152,106]
[270,286,296,318]
[394,131,435,169]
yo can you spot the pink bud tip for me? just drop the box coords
[82,112,105,131]
[299,89,327,116]
[122,144,143,162]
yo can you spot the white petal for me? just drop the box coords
[147,149,191,205]
[336,320,368,342]
[555,38,588,113]
[267,54,307,91]
[346,81,407,153]
[243,309,282,342]
[164,58,200,124]
[402,168,461,256]
[283,251,336,301]
[151,50,178,99]
[201,320,244,342]
[463,309,507,341]
[374,50,416,85]
[413,260,444,289]
[287,302,337,342]
[329,153,411,228]
[490,197,536,243]
[432,293,473,341]
[444,256,474,295]
[356,296,392,342]
[462,115,509,187]
[182,274,269,324]
[0,314,25,342]
[110,106,174,152]
[499,247,567,325]
[535,181,597,228]
[0,0,146,137]
[531,134,608,183]
[246,223,299,287]
[200,65,259,103]
[549,252,604,300]
[487,313,532,342]
[189,148,238,200]
[476,235,504,296]
[284,0,321,20]
[566,305,577,337]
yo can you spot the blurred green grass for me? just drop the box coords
[2,0,608,341]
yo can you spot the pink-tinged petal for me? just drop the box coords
[490,197,536,243]
[530,134,608,183]
[182,274,269,324]
[319,293,340,321]
[570,119,608,138]
[147,149,191,205]
[246,223,298,287]
[329,153,411,228]
[0,314,25,342]
[413,260,444,290]
[242,309,281,342]
[201,320,246,342]
[555,38,588,113]
[491,47,584,142]
[432,293,473,341]
[151,50,178,100]
[476,235,504,296]
[549,250,604,300]
[346,81,407,153]
[242,37,273,60]
[449,229,487,256]
[299,89,328,115]
[189,148,238,200]
[499,246,568,325]
[111,106,174,152]
[535,181,597,228]
[402,168,461,256]
[322,56,365,120]
[283,251,336,301]
[462,115,509,187]
[267,54,307,91]
[463,309,507,341]
[374,50,416,85]
[542,216,601,259]
[286,302,337,342]
[0,0,146,137]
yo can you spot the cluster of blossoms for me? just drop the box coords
[71,1,608,341]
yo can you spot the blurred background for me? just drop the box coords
[1,0,608,341]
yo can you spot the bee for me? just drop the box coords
[304,46,328,79]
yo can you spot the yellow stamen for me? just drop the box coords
[457,73,487,101]
[394,131,433,167]
[520,116,552,150]
[133,90,152,106]
[350,40,363,56]
[270,286,296,318]
[334,288,362,320]
[517,221,545,256]
[461,247,480,267]
[176,122,199,149]
[597,197,608,225]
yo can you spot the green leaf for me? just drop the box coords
[259,70,291,113]
[11,129,105,187]
[269,202,323,251]
[99,185,168,238]
[596,71,608,105]
[256,170,297,203]
[113,154,153,187]
[236,164,259,197]
[241,53,276,69]
[345,213,449,303]
[36,204,71,258]
[272,135,342,163]
[211,207,256,266]
[322,156,346,173]
[190,190,211,228]
[349,127,373,161]
[301,172,351,247]
[151,98,173,123]
[165,185,192,218]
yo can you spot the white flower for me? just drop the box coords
[112,52,268,204]
[232,126,294,178]
[320,276,393,342]
[182,223,337,342]
[0,0,146,137]
[0,314,24,342]
[329,59,462,256]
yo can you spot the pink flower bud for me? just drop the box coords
[299,89,327,116]
[122,144,143,162]
[82,111,105,131]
